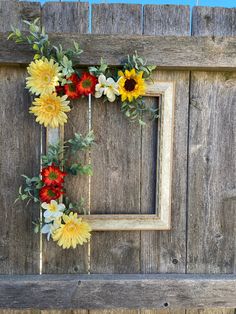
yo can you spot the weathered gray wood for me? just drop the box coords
[188,6,236,275]
[2,34,236,70]
[90,311,138,314]
[0,0,40,276]
[141,311,184,314]
[42,2,89,33]
[192,6,236,36]
[143,5,190,36]
[0,274,235,309]
[0,1,40,32]
[92,3,142,35]
[187,71,236,273]
[41,2,89,277]
[0,67,41,274]
[141,5,189,276]
[0,6,41,314]
[187,10,236,314]
[90,3,142,278]
[187,309,236,314]
[140,97,158,216]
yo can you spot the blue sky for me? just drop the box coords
[36,0,235,8]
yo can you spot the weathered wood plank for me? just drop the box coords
[1,34,236,70]
[143,5,190,36]
[187,309,236,314]
[0,0,41,277]
[0,274,235,309]
[42,2,89,33]
[186,10,236,314]
[89,3,142,279]
[0,1,40,32]
[188,6,236,275]
[0,5,41,314]
[192,6,236,36]
[92,3,142,35]
[141,5,189,276]
[41,2,90,276]
[187,71,236,274]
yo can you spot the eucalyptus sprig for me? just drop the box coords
[89,58,109,77]
[16,131,95,207]
[123,51,156,79]
[42,130,94,176]
[121,98,159,125]
[8,18,83,78]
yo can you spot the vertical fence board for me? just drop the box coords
[188,71,236,273]
[90,4,142,280]
[0,0,41,276]
[141,5,190,276]
[192,6,236,36]
[0,1,41,314]
[187,6,236,314]
[188,5,236,274]
[140,97,158,216]
[42,2,90,280]
[143,5,190,36]
[0,1,40,32]
[42,2,89,33]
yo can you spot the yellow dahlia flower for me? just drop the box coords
[26,58,61,95]
[29,93,70,128]
[118,68,145,102]
[52,212,91,249]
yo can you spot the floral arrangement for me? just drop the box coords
[16,131,94,249]
[8,19,157,126]
[9,19,158,249]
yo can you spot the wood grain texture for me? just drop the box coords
[91,4,142,35]
[0,274,235,309]
[0,1,40,32]
[2,34,236,70]
[143,5,190,36]
[140,98,158,216]
[0,1,40,277]
[187,71,236,273]
[187,7,236,314]
[140,5,189,276]
[187,310,235,314]
[41,2,89,277]
[0,66,41,275]
[192,6,236,36]
[188,6,236,275]
[0,6,40,314]
[42,2,89,33]
[89,4,142,281]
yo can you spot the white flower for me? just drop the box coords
[41,200,65,222]
[41,218,61,241]
[95,74,120,102]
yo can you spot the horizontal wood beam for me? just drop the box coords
[1,33,236,70]
[0,274,235,309]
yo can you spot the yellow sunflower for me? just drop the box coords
[26,58,61,95]
[118,68,145,102]
[52,212,91,249]
[29,93,70,128]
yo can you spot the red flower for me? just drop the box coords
[77,72,97,96]
[64,74,81,99]
[55,85,65,96]
[41,164,67,186]
[39,185,64,203]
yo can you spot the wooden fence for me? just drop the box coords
[0,0,235,313]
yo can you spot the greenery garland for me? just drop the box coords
[9,19,158,249]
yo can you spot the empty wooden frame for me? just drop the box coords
[47,81,175,230]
